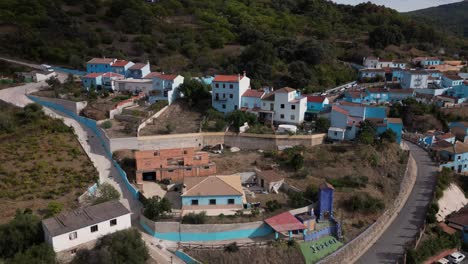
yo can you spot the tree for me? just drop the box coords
[178,79,211,106]
[92,183,120,205]
[7,244,56,264]
[315,117,330,133]
[380,129,396,143]
[143,196,171,221]
[0,210,43,259]
[357,120,377,145]
[227,110,257,132]
[369,25,404,49]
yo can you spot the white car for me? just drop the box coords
[447,252,465,263]
[437,257,450,264]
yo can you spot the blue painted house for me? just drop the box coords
[358,69,386,81]
[306,96,329,112]
[442,74,464,88]
[241,89,265,110]
[211,74,250,114]
[111,60,134,77]
[343,91,367,104]
[144,72,184,104]
[81,73,102,90]
[365,88,389,104]
[437,141,468,173]
[448,82,468,103]
[127,62,151,79]
[388,89,415,102]
[86,58,116,74]
[413,57,441,67]
[181,175,244,215]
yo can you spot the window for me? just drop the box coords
[204,166,210,169]
[209,199,216,205]
[280,104,285,109]
[334,132,338,136]
[229,84,233,89]
[234,105,238,110]
[186,168,192,171]
[153,151,159,156]
[168,169,174,173]
[290,115,295,120]
[291,105,296,110]
[90,225,98,233]
[229,94,233,99]
[458,155,461,160]
[263,103,266,107]
[191,199,199,205]
[223,94,226,98]
[280,114,284,119]
[228,199,235,204]
[183,150,188,154]
[110,219,117,226]
[215,84,219,88]
[223,84,226,88]
[222,104,226,109]
[69,232,77,240]
[71,249,77,254]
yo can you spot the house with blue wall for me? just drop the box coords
[442,74,464,88]
[413,57,441,67]
[86,58,116,74]
[144,72,184,104]
[327,103,402,143]
[241,89,265,110]
[358,69,385,81]
[389,89,415,102]
[181,175,245,215]
[211,73,250,114]
[365,88,389,104]
[437,141,468,173]
[111,60,134,77]
[306,96,329,112]
[343,91,367,104]
[127,62,151,79]
[101,72,125,91]
[81,73,103,90]
[449,122,468,142]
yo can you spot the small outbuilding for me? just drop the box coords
[265,211,306,240]
[256,170,284,193]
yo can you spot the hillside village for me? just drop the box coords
[1,1,468,264]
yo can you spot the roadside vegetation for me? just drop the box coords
[0,101,98,223]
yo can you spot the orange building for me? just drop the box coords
[135,148,216,184]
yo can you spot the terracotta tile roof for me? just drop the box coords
[182,175,243,197]
[144,72,178,80]
[256,170,284,182]
[389,88,414,94]
[87,58,115,64]
[332,105,349,116]
[264,212,306,232]
[346,91,365,99]
[83,73,102,78]
[366,87,388,93]
[338,101,363,106]
[386,118,402,124]
[101,72,124,78]
[262,92,275,101]
[112,60,131,67]
[444,74,463,81]
[307,96,326,103]
[143,72,162,78]
[129,63,148,70]
[449,141,468,154]
[448,206,468,227]
[242,89,265,98]
[213,75,244,82]
[275,87,296,93]
[436,132,455,140]
[439,222,457,235]
[431,140,453,151]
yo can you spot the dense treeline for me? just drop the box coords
[0,0,466,91]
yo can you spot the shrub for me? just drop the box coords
[327,175,368,189]
[287,191,308,208]
[92,183,120,205]
[265,200,281,212]
[101,120,112,129]
[46,202,63,217]
[304,184,319,202]
[224,242,239,253]
[149,101,168,112]
[143,196,171,221]
[343,193,384,214]
[181,212,207,224]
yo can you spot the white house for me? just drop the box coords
[114,78,153,94]
[401,70,429,89]
[363,57,407,69]
[101,72,125,91]
[363,56,379,69]
[259,87,307,125]
[211,73,250,114]
[42,200,131,253]
[144,72,184,104]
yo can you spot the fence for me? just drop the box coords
[181,240,271,250]
[28,95,139,199]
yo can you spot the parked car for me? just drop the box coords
[447,252,465,263]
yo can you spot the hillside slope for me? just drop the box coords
[0,0,466,91]
[406,0,468,38]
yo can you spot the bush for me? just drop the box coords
[343,193,384,214]
[327,175,368,189]
[288,191,308,208]
[7,244,56,264]
[181,212,207,224]
[92,183,120,205]
[143,196,171,221]
[46,201,63,217]
[265,200,281,212]
[149,101,168,112]
[224,242,239,253]
[101,120,112,129]
[304,184,319,202]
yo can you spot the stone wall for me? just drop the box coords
[29,95,87,115]
[318,150,417,264]
[137,105,169,135]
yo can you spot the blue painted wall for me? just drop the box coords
[318,187,333,220]
[364,107,386,119]
[386,122,403,144]
[304,226,337,242]
[182,195,242,206]
[140,220,274,242]
[82,76,102,90]
[421,59,441,66]
[241,96,262,109]
[175,251,201,264]
[365,90,389,104]
[87,63,112,73]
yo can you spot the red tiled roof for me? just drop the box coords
[307,96,326,103]
[112,60,131,67]
[339,101,363,106]
[144,72,162,78]
[242,89,265,98]
[386,117,402,124]
[366,87,388,93]
[389,88,414,94]
[87,58,115,64]
[129,63,148,70]
[275,87,296,93]
[436,132,454,140]
[101,72,124,78]
[332,105,349,116]
[346,91,365,99]
[264,212,306,232]
[83,73,102,78]
[213,75,244,82]
[444,74,463,81]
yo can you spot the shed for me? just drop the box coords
[256,170,284,193]
[265,211,306,240]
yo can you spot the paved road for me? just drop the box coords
[357,142,438,264]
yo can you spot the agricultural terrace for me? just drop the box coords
[0,102,98,223]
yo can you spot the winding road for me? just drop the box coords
[357,142,438,263]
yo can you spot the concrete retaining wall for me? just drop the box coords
[318,148,417,264]
[139,214,273,242]
[29,95,87,115]
[137,105,169,135]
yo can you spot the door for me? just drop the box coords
[142,172,156,181]
[261,179,264,188]
[459,165,463,173]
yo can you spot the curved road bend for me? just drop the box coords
[357,142,438,264]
